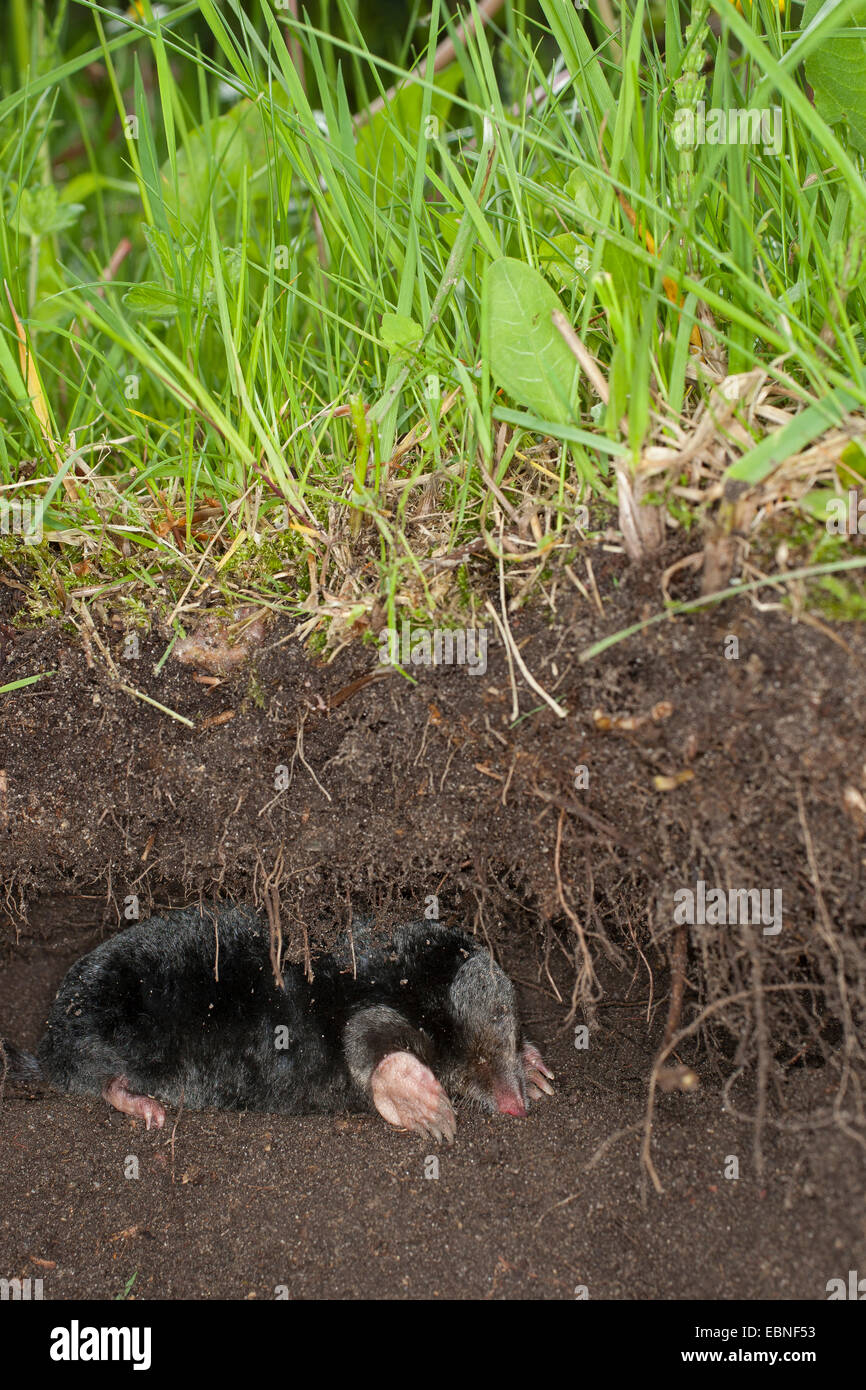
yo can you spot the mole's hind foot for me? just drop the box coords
[102,1077,166,1131]
[522,1042,555,1101]
[371,1052,456,1144]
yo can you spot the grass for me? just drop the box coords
[1,0,865,647]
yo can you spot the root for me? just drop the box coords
[661,923,687,1050]
[258,850,286,990]
[555,810,601,1024]
[641,982,826,1197]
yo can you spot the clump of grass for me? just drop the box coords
[0,0,864,642]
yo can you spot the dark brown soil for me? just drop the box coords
[2,542,866,1299]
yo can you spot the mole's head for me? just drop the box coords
[446,951,528,1117]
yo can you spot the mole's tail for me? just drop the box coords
[0,1040,42,1081]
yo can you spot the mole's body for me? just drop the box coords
[4,908,553,1142]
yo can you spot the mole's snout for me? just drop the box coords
[494,1082,527,1117]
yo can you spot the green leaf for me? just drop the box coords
[565,169,601,229]
[8,185,84,237]
[380,312,424,353]
[723,382,861,486]
[798,487,837,521]
[840,439,866,478]
[802,0,866,154]
[0,672,56,694]
[355,66,461,206]
[482,258,581,425]
[60,172,135,202]
[493,406,628,457]
[538,232,591,290]
[162,99,271,235]
[817,574,866,620]
[122,283,180,318]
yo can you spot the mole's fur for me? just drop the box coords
[2,907,554,1141]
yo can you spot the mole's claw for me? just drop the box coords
[522,1041,554,1096]
[423,1092,457,1145]
[528,1071,555,1096]
[145,1102,166,1131]
[437,1101,457,1145]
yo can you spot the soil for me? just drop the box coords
[2,540,866,1299]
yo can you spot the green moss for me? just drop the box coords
[245,670,267,709]
[812,575,866,621]
[113,595,151,629]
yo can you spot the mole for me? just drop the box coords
[2,906,554,1142]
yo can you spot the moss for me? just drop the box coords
[813,575,866,622]
[245,670,267,709]
[21,589,65,623]
[112,595,151,630]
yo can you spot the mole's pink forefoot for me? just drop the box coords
[371,1051,456,1144]
[102,1076,166,1130]
[522,1041,555,1101]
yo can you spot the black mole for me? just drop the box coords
[3,906,553,1142]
